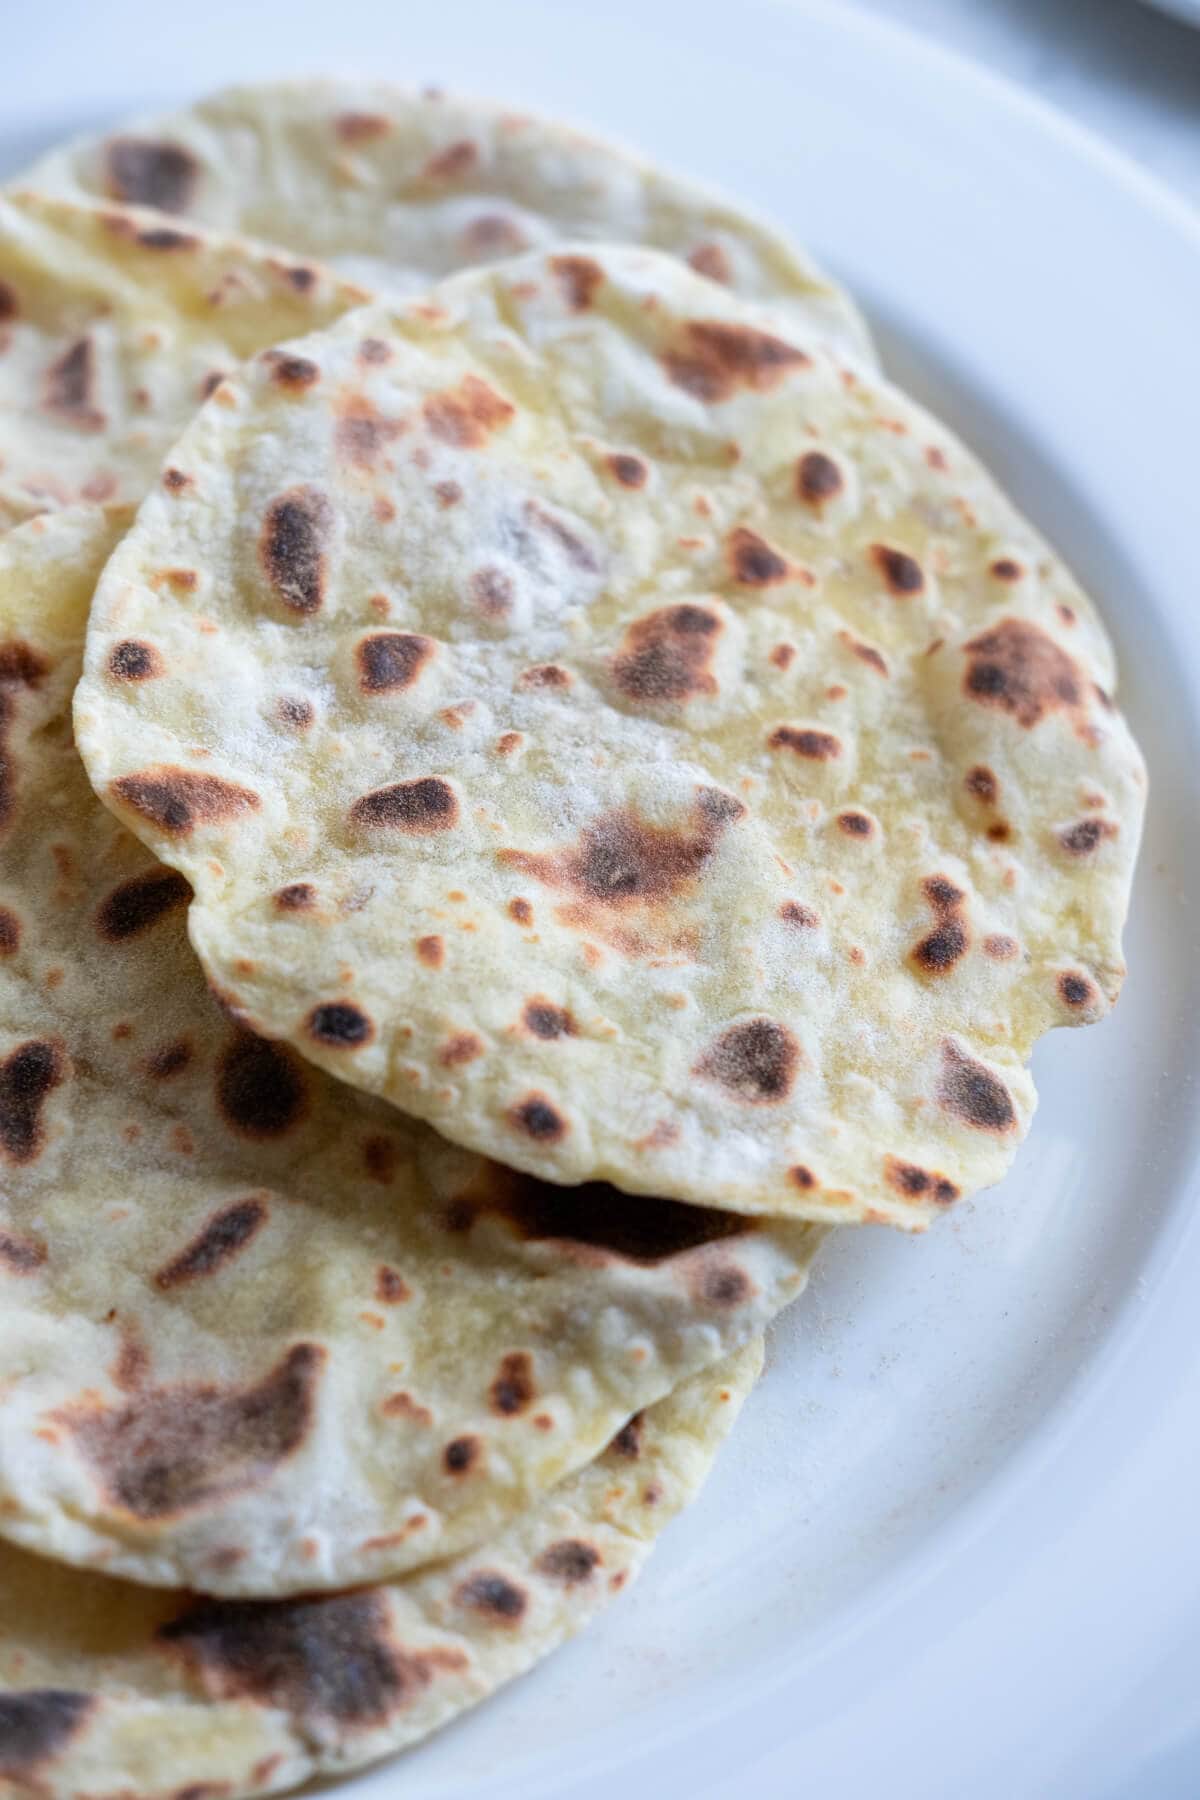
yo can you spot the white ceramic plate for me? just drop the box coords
[5,3,1200,1795]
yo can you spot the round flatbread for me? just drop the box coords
[76,250,1146,1230]
[0,188,363,531]
[18,77,873,362]
[0,508,819,1595]
[0,1341,757,1800]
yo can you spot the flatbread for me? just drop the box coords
[0,187,364,532]
[19,78,874,363]
[0,508,820,1595]
[0,1340,757,1800]
[77,250,1146,1230]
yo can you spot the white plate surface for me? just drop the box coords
[1139,0,1200,27]
[4,4,1200,1796]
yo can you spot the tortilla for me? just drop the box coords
[0,187,364,532]
[77,249,1145,1230]
[19,78,874,362]
[0,507,820,1596]
[0,1340,757,1799]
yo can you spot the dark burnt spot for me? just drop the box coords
[523,500,600,573]
[0,281,18,322]
[726,526,789,586]
[306,1002,374,1049]
[0,906,19,955]
[983,934,1019,960]
[694,1261,752,1306]
[912,919,969,973]
[335,111,392,143]
[536,1539,600,1586]
[610,1413,644,1458]
[990,558,1024,582]
[507,1093,568,1143]
[376,1265,410,1303]
[443,1435,480,1476]
[922,876,964,912]
[789,1164,817,1190]
[285,265,317,294]
[160,1589,458,1726]
[460,212,530,256]
[471,567,515,618]
[335,395,403,469]
[1058,972,1097,1008]
[356,632,434,694]
[0,1039,65,1164]
[274,882,315,912]
[216,1032,309,1139]
[352,776,458,833]
[769,726,841,760]
[454,1571,528,1624]
[359,337,393,365]
[837,811,874,838]
[780,901,819,927]
[842,634,889,677]
[964,619,1084,728]
[885,1156,960,1205]
[260,486,333,615]
[416,934,445,967]
[144,1036,194,1079]
[107,639,162,681]
[67,1344,324,1520]
[96,868,191,941]
[696,1018,799,1105]
[154,1197,268,1289]
[499,788,741,911]
[519,663,572,689]
[987,821,1012,842]
[199,371,226,400]
[163,467,192,493]
[43,337,103,430]
[268,354,320,391]
[423,375,515,448]
[364,1135,400,1183]
[688,242,733,283]
[612,603,722,705]
[423,138,479,180]
[0,1691,94,1777]
[796,450,844,506]
[937,1041,1017,1134]
[489,1351,536,1417]
[111,767,260,837]
[550,254,604,311]
[135,226,198,251]
[870,543,925,596]
[522,999,576,1040]
[438,1031,483,1068]
[0,1230,47,1274]
[663,320,809,402]
[608,452,648,489]
[447,1167,750,1263]
[508,899,533,926]
[0,641,47,686]
[1059,817,1116,856]
[105,137,197,212]
[965,765,998,805]
[276,695,314,730]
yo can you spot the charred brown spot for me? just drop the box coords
[507,899,533,926]
[490,1351,536,1417]
[1059,817,1115,856]
[260,486,333,615]
[551,254,604,311]
[351,777,458,832]
[438,1031,484,1069]
[687,241,733,283]
[870,543,925,596]
[796,450,844,505]
[522,999,576,1040]
[610,1414,644,1458]
[937,1042,1017,1134]
[664,320,809,402]
[842,633,889,676]
[359,337,392,365]
[987,821,1012,842]
[984,934,1019,960]
[470,567,515,618]
[376,1266,410,1304]
[608,452,648,489]
[769,726,841,761]
[335,395,402,469]
[536,1539,600,1586]
[460,213,530,256]
[356,632,434,694]
[112,767,260,837]
[0,906,19,955]
[448,1167,750,1264]
[0,1691,94,1776]
[692,1261,752,1307]
[0,642,47,687]
[106,137,197,211]
[522,499,600,573]
[66,1344,324,1519]
[0,1039,65,1164]
[923,876,965,912]
[107,639,162,681]
[155,1198,268,1289]
[285,265,317,293]
[965,765,998,805]
[135,225,198,250]
[912,920,969,974]
[163,467,192,493]
[990,558,1024,582]
[885,1156,959,1205]
[1058,971,1096,1008]
[268,353,320,391]
[96,868,190,941]
[837,811,874,838]
[216,1032,309,1139]
[144,1037,194,1079]
[416,934,445,967]
[307,1002,374,1049]
[335,111,391,143]
[789,1164,817,1190]
[44,337,103,430]
[274,882,315,912]
[727,526,789,586]
[780,901,819,929]
[276,695,314,730]
[423,138,479,180]
[443,1435,480,1475]
[423,375,515,448]
[696,1018,799,1105]
[519,663,572,689]
[964,619,1084,728]
[612,603,722,705]
[507,1093,568,1143]
[454,1571,527,1624]
[160,1588,456,1725]
[0,1230,47,1274]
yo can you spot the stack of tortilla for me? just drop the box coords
[0,82,1143,1797]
